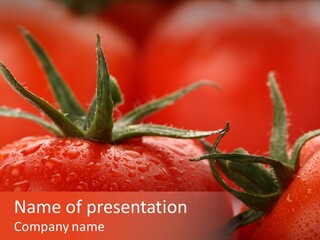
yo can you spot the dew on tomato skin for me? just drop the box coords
[128,170,136,178]
[50,173,62,184]
[10,160,26,177]
[73,140,84,147]
[66,172,79,183]
[110,168,123,178]
[139,175,147,185]
[123,150,142,159]
[75,181,89,191]
[168,166,184,175]
[137,164,149,173]
[123,161,136,169]
[86,162,101,172]
[91,180,101,189]
[64,149,81,159]
[98,175,107,183]
[20,142,43,156]
[13,180,30,191]
[109,182,119,191]
[154,167,170,181]
[41,157,63,169]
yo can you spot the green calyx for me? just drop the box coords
[0,28,225,143]
[192,73,320,239]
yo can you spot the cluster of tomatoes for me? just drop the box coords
[0,0,320,239]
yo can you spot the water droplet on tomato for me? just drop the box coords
[73,140,84,147]
[123,150,142,160]
[66,172,78,182]
[121,180,134,190]
[64,149,81,159]
[13,180,30,191]
[128,170,136,178]
[86,162,101,171]
[20,142,43,156]
[50,173,62,184]
[154,167,170,181]
[123,162,136,169]
[137,164,149,173]
[109,182,118,191]
[110,168,123,178]
[41,157,63,169]
[10,160,26,177]
[98,175,107,183]
[75,181,89,191]
[168,166,183,175]
[91,180,100,189]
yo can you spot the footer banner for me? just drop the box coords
[0,192,235,240]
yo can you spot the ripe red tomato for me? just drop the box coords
[0,135,221,191]
[101,0,174,45]
[251,135,320,239]
[140,1,320,153]
[0,0,136,148]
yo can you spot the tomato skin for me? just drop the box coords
[141,1,320,153]
[101,1,174,45]
[251,135,320,239]
[0,136,222,192]
[0,0,136,148]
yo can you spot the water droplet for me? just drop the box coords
[66,172,78,182]
[13,180,30,191]
[154,167,170,181]
[64,149,81,159]
[91,180,100,189]
[98,175,107,183]
[137,164,149,173]
[149,158,160,165]
[75,181,89,191]
[123,150,142,160]
[122,180,134,190]
[10,160,26,177]
[168,167,183,175]
[50,173,62,184]
[73,140,84,147]
[109,182,118,191]
[128,170,136,178]
[41,157,63,169]
[86,162,101,171]
[20,143,42,155]
[139,176,147,185]
[307,189,313,194]
[286,194,293,203]
[110,169,123,178]
[123,162,136,169]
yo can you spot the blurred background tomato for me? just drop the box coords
[139,1,320,153]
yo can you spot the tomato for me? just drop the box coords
[0,136,221,191]
[0,0,136,148]
[251,135,320,239]
[140,1,320,153]
[101,0,174,45]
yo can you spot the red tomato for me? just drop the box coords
[140,1,320,153]
[0,0,136,147]
[0,135,221,191]
[101,1,174,45]
[251,135,320,239]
